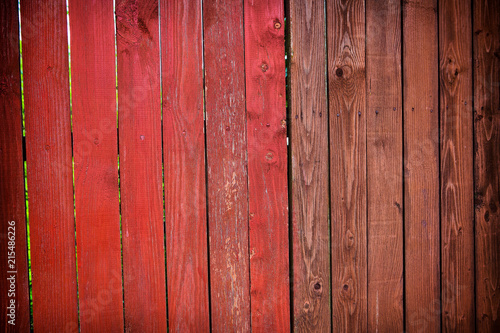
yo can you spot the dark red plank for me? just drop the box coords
[161,0,210,331]
[474,0,500,331]
[203,0,251,330]
[68,0,124,331]
[366,0,403,331]
[116,0,167,331]
[20,0,78,330]
[438,0,475,330]
[0,1,30,331]
[403,0,440,332]
[289,0,330,331]
[244,0,290,331]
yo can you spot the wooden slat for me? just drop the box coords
[116,0,167,331]
[439,0,475,330]
[161,0,210,331]
[69,0,124,331]
[244,0,290,331]
[327,0,367,331]
[20,0,78,330]
[366,0,403,331]
[474,0,500,330]
[403,0,440,332]
[0,1,30,331]
[203,0,251,330]
[289,0,330,331]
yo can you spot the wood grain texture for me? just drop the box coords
[439,0,475,331]
[365,0,403,331]
[20,0,78,331]
[288,0,330,331]
[244,0,290,331]
[327,0,367,331]
[0,1,30,331]
[203,0,251,330]
[403,0,440,332]
[474,0,500,331]
[161,0,210,331]
[116,0,167,331]
[69,0,124,331]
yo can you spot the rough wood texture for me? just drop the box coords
[203,0,251,330]
[69,0,124,331]
[403,1,440,332]
[116,0,167,331]
[327,0,367,331]
[366,0,403,331]
[0,1,30,331]
[439,0,475,331]
[244,0,290,331]
[20,0,78,331]
[474,0,500,331]
[289,0,330,331]
[161,0,210,331]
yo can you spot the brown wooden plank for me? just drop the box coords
[403,0,440,332]
[116,0,167,331]
[20,0,79,330]
[203,0,251,330]
[68,0,124,330]
[0,0,30,331]
[366,0,403,331]
[438,0,475,330]
[474,0,500,331]
[327,0,367,331]
[244,0,290,331]
[161,0,210,331]
[288,0,330,331]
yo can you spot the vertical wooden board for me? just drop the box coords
[289,0,330,331]
[403,0,440,332]
[474,0,500,331]
[327,0,367,331]
[161,0,210,331]
[439,0,475,330]
[244,0,290,331]
[365,0,403,331]
[203,0,251,330]
[20,0,78,331]
[0,1,30,331]
[68,0,124,331]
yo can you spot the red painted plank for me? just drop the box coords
[161,0,210,331]
[0,1,30,331]
[203,0,251,330]
[20,0,78,331]
[288,0,330,331]
[68,0,124,331]
[244,0,290,331]
[116,0,166,331]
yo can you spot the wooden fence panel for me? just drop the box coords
[289,0,330,331]
[244,0,290,331]
[115,0,167,331]
[20,0,78,330]
[161,0,210,331]
[403,0,440,332]
[438,0,475,330]
[366,0,403,331]
[203,0,251,330]
[474,0,500,331]
[0,1,30,331]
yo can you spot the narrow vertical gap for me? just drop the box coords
[200,0,213,329]
[65,0,80,330]
[400,0,406,331]
[471,0,477,329]
[17,2,33,330]
[363,0,369,328]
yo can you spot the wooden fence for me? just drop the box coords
[0,0,499,332]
